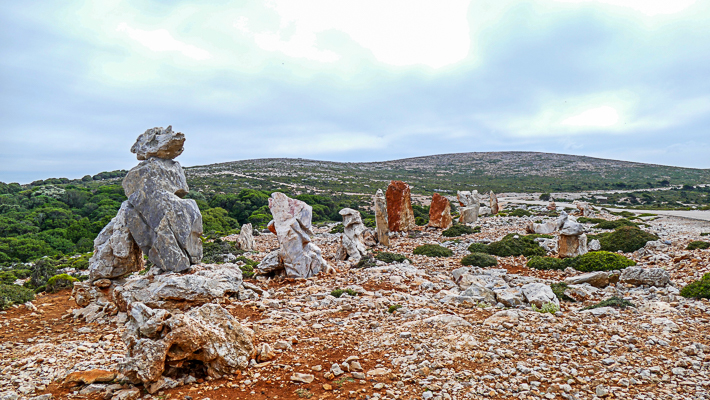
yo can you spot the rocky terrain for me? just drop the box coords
[1,208,709,400]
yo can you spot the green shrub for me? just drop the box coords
[330,224,344,234]
[577,217,605,224]
[331,288,358,298]
[0,284,35,310]
[550,282,575,302]
[12,269,31,279]
[375,252,409,263]
[354,255,377,269]
[202,240,244,264]
[687,241,710,250]
[582,296,635,310]
[593,219,637,230]
[235,256,258,278]
[539,193,551,201]
[0,271,17,285]
[30,258,59,288]
[461,252,497,267]
[387,304,402,313]
[532,302,559,314]
[598,226,659,253]
[508,209,532,217]
[442,225,476,237]
[701,232,710,237]
[485,234,545,258]
[527,256,568,271]
[570,251,635,272]
[680,273,710,299]
[611,211,636,218]
[467,243,489,253]
[363,218,376,229]
[412,244,453,258]
[46,274,77,293]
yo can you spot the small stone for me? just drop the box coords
[291,373,315,384]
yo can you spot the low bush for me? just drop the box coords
[701,232,710,237]
[442,225,476,237]
[577,217,605,224]
[467,243,489,253]
[329,224,344,234]
[11,269,31,279]
[375,252,409,263]
[593,219,637,230]
[387,304,402,313]
[0,284,35,310]
[202,240,245,264]
[331,288,358,298]
[550,282,575,302]
[354,255,377,269]
[461,253,497,267]
[485,234,546,258]
[413,244,453,258]
[570,251,635,272]
[527,256,567,271]
[687,241,710,250]
[235,256,258,278]
[679,273,710,299]
[582,296,635,310]
[598,226,659,253]
[532,302,559,314]
[0,271,17,285]
[508,209,532,217]
[46,273,77,293]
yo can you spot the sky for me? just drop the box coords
[1,0,709,184]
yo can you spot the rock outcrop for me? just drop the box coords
[619,267,671,287]
[457,190,479,224]
[428,193,453,229]
[374,189,390,246]
[336,208,367,263]
[88,202,144,281]
[255,193,331,278]
[237,223,254,251]
[386,181,415,232]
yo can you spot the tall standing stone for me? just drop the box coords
[237,223,254,251]
[490,191,499,215]
[457,190,479,224]
[335,208,368,263]
[386,181,416,232]
[374,189,390,246]
[428,193,453,229]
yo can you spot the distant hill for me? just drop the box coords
[185,151,710,195]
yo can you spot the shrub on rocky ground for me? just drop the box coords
[532,302,559,314]
[593,219,637,230]
[583,296,635,310]
[413,244,453,258]
[687,241,710,250]
[375,252,409,263]
[235,256,257,278]
[442,225,476,237]
[46,273,77,293]
[485,234,546,258]
[202,239,245,264]
[550,282,575,302]
[354,254,377,269]
[577,217,605,224]
[0,271,17,285]
[527,256,567,270]
[461,253,497,267]
[569,251,635,272]
[680,273,710,299]
[508,209,532,217]
[467,243,489,253]
[331,288,358,298]
[598,226,659,253]
[0,284,35,310]
[329,224,344,234]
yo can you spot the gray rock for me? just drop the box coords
[336,208,368,263]
[461,284,497,305]
[88,202,144,281]
[564,271,610,288]
[122,157,188,198]
[130,125,185,160]
[457,190,479,224]
[619,267,671,287]
[589,239,601,251]
[580,306,619,317]
[494,287,525,307]
[237,223,254,251]
[374,189,390,246]
[521,283,560,307]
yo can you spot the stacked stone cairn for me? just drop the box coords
[526,211,588,258]
[457,190,479,224]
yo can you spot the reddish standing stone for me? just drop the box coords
[428,193,453,229]
[386,181,416,232]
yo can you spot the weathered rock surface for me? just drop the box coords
[120,303,253,390]
[373,189,390,246]
[428,193,453,229]
[256,193,330,278]
[237,223,254,251]
[386,181,415,232]
[620,267,671,287]
[564,271,610,288]
[88,202,144,281]
[130,126,185,160]
[522,283,560,307]
[489,191,499,215]
[457,190,480,224]
[559,233,588,258]
[122,158,189,199]
[336,208,368,263]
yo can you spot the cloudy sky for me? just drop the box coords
[1,0,709,183]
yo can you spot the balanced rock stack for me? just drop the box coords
[88,126,203,281]
[457,190,479,224]
[256,193,331,278]
[336,208,368,263]
[557,212,588,258]
[386,180,416,232]
[373,189,389,246]
[428,193,453,229]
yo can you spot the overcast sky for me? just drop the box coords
[1,0,709,183]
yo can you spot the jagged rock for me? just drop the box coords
[237,223,254,251]
[373,189,390,246]
[619,267,671,287]
[122,158,189,199]
[120,303,253,390]
[130,126,185,160]
[460,284,497,305]
[256,193,331,278]
[494,287,525,307]
[564,283,599,301]
[526,219,559,235]
[112,388,141,400]
[88,202,144,281]
[457,190,480,225]
[521,283,560,307]
[336,208,367,263]
[386,181,415,232]
[114,264,244,311]
[257,343,276,362]
[564,271,609,288]
[489,191,499,215]
[559,234,588,258]
[428,193,453,229]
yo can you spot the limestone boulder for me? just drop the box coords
[428,193,453,229]
[494,287,525,307]
[88,202,144,281]
[521,283,560,307]
[336,208,367,263]
[558,234,588,258]
[130,126,185,160]
[373,189,390,246]
[385,181,415,232]
[120,303,253,390]
[619,267,671,287]
[122,158,189,199]
[237,223,254,251]
[564,271,610,288]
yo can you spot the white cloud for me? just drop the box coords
[561,106,619,127]
[116,22,211,60]
[552,0,697,16]
[236,0,472,68]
